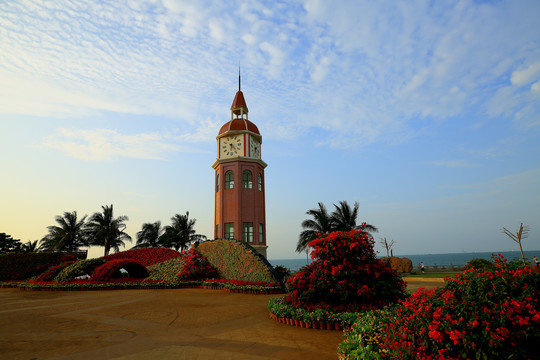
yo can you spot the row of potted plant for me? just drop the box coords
[268,296,359,331]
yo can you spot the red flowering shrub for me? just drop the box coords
[102,247,180,266]
[285,230,406,312]
[34,261,75,282]
[91,259,148,282]
[0,252,75,280]
[338,255,540,359]
[178,248,218,280]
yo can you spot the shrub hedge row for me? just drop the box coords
[54,259,105,282]
[0,252,75,281]
[102,247,181,266]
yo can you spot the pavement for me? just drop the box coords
[0,279,443,360]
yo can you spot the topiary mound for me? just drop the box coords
[54,259,105,283]
[91,259,148,282]
[147,256,186,282]
[196,239,280,283]
[178,248,218,280]
[102,247,181,267]
[285,230,406,312]
[338,255,540,359]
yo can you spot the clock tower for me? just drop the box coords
[212,75,268,257]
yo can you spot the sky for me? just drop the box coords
[1,0,539,260]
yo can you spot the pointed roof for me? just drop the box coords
[230,90,248,114]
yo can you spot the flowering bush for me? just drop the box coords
[91,259,148,282]
[147,256,186,282]
[102,247,181,266]
[34,261,75,282]
[178,248,218,280]
[196,239,280,283]
[338,255,540,359]
[285,230,406,312]
[54,259,105,283]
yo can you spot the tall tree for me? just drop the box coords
[297,202,334,255]
[86,205,132,256]
[161,212,205,252]
[40,211,88,251]
[331,201,378,234]
[135,221,164,248]
[0,233,23,253]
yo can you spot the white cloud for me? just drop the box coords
[43,128,186,161]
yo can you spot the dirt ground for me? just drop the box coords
[0,279,442,360]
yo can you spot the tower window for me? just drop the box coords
[225,171,234,189]
[243,222,253,243]
[259,223,264,243]
[216,173,219,192]
[224,223,234,239]
[243,170,252,188]
[258,173,263,191]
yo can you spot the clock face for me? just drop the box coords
[220,135,242,158]
[250,136,260,159]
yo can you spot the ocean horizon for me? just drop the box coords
[269,250,540,271]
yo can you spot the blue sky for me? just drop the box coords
[1,0,539,260]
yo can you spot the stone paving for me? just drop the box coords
[0,279,443,360]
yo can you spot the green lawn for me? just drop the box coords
[404,272,462,278]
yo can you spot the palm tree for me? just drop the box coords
[297,202,334,256]
[161,212,206,252]
[85,205,132,256]
[23,240,40,252]
[40,211,88,251]
[135,221,164,248]
[331,200,378,235]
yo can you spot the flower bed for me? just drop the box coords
[338,255,540,359]
[102,247,181,266]
[196,239,281,284]
[14,278,282,294]
[268,296,357,330]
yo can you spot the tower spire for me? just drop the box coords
[238,61,241,91]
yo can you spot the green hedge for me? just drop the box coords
[147,256,186,282]
[0,252,73,281]
[54,259,105,283]
[196,239,281,284]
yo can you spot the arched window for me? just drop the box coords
[225,171,234,189]
[216,173,219,192]
[243,170,252,188]
[258,173,263,191]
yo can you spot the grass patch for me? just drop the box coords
[405,272,461,278]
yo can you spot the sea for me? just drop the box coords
[269,250,540,271]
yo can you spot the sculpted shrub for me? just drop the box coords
[34,261,75,282]
[147,256,186,282]
[286,230,406,312]
[54,259,105,283]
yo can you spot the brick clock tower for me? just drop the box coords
[212,75,268,258]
